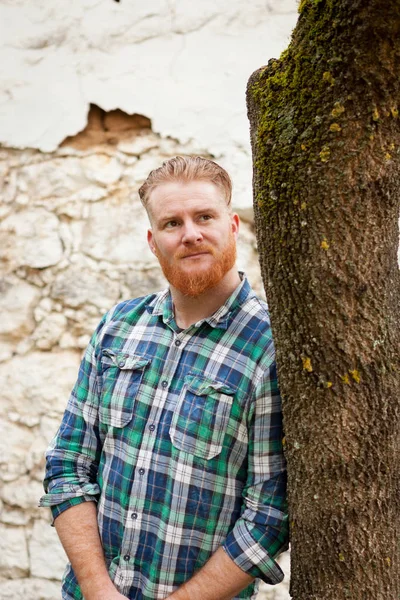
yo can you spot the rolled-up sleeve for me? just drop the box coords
[39,314,107,521]
[222,360,288,584]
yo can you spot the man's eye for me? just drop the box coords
[165,220,178,228]
[199,215,212,221]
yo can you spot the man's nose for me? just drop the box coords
[181,221,203,244]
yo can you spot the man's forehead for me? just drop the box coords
[146,179,229,218]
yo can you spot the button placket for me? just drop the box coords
[120,336,184,567]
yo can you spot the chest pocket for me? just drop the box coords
[99,349,150,427]
[170,375,235,460]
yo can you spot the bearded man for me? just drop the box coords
[40,156,288,600]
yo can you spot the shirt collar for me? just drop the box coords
[146,272,253,330]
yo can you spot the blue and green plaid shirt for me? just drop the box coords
[40,275,288,600]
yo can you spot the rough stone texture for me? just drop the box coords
[0,524,29,578]
[1,208,64,271]
[0,578,61,600]
[28,519,68,580]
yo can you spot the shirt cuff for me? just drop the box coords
[39,481,100,523]
[50,495,98,523]
[222,519,287,584]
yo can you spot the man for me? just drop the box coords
[40,156,288,600]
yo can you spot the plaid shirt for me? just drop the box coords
[40,275,288,600]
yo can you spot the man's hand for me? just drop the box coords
[164,546,254,600]
[54,502,127,600]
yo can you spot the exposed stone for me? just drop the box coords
[130,155,166,183]
[0,278,40,338]
[15,193,30,206]
[15,337,36,356]
[0,340,14,363]
[0,351,80,424]
[0,421,37,482]
[58,331,80,349]
[122,266,168,301]
[8,410,40,428]
[1,167,17,204]
[17,157,88,201]
[81,154,123,186]
[1,477,44,511]
[0,524,29,578]
[66,183,108,203]
[28,519,67,580]
[0,507,31,527]
[118,132,159,156]
[34,297,54,323]
[25,429,55,477]
[51,264,120,311]
[80,198,152,265]
[0,209,63,271]
[16,267,51,289]
[0,578,61,600]
[32,312,68,350]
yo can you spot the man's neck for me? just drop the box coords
[170,269,242,330]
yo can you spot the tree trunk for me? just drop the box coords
[247,1,400,598]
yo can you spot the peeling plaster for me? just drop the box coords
[0,0,298,207]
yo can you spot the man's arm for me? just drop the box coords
[166,547,254,600]
[54,502,128,600]
[40,314,120,598]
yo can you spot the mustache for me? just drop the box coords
[175,246,215,259]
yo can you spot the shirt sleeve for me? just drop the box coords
[222,358,289,585]
[39,313,108,521]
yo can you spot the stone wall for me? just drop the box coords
[0,108,290,599]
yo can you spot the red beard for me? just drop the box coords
[154,232,237,297]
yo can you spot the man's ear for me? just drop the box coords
[147,229,156,255]
[231,213,240,238]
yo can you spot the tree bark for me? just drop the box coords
[247,1,400,598]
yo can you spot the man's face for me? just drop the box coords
[146,180,239,297]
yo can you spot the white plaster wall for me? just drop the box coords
[0,0,298,208]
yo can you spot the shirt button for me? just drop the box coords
[118,360,126,368]
[161,380,168,388]
[131,512,138,519]
[139,468,145,475]
[175,339,181,347]
[149,424,155,431]
[124,554,130,561]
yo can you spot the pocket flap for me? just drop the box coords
[101,349,150,371]
[185,374,236,396]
